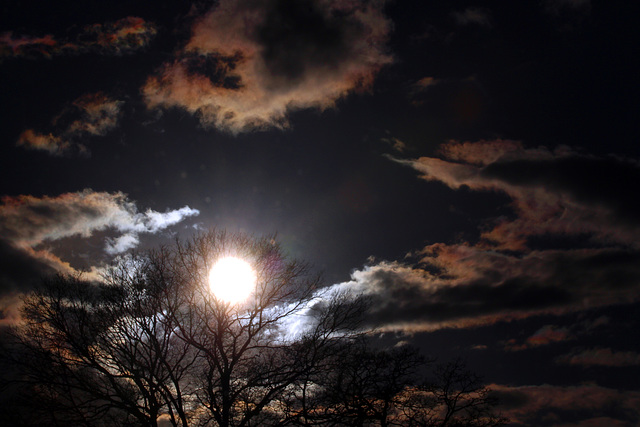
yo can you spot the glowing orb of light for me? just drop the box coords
[208,257,256,304]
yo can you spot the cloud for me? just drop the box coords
[321,141,640,332]
[452,8,492,28]
[401,140,640,250]
[0,17,157,59]
[17,92,124,155]
[412,76,440,94]
[142,0,392,133]
[79,16,158,55]
[327,247,640,332]
[491,383,640,426]
[0,190,199,292]
[381,136,406,153]
[505,325,573,351]
[557,348,640,367]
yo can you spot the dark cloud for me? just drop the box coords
[329,245,640,332]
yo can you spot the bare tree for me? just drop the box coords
[10,229,364,426]
[8,229,505,426]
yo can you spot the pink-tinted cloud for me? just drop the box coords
[491,383,640,426]
[17,92,123,155]
[0,17,156,60]
[558,348,640,367]
[143,0,392,133]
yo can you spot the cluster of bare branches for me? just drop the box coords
[4,229,506,426]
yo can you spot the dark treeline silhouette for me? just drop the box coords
[2,229,506,426]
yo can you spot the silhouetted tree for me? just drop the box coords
[10,230,364,426]
[399,358,508,427]
[8,229,506,426]
[281,344,506,427]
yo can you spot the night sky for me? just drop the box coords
[2,1,640,425]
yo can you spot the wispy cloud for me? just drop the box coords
[0,189,199,286]
[324,141,640,332]
[0,17,157,60]
[17,92,124,155]
[0,189,199,324]
[143,0,392,133]
[557,348,640,367]
[505,325,573,351]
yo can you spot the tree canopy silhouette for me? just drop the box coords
[6,229,506,426]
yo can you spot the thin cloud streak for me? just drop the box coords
[0,17,157,60]
[557,348,640,367]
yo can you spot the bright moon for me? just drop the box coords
[208,257,256,304]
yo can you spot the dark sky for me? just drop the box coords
[2,1,640,425]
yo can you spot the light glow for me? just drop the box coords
[208,257,256,304]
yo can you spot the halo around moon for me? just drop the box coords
[208,257,256,304]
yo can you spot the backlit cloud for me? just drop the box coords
[0,189,198,284]
[0,17,157,59]
[0,189,198,324]
[17,92,124,155]
[323,141,640,332]
[143,0,392,133]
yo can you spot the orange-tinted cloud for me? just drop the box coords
[17,92,123,155]
[143,0,392,133]
[0,17,156,60]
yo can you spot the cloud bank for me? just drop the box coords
[143,0,392,133]
[327,141,640,332]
